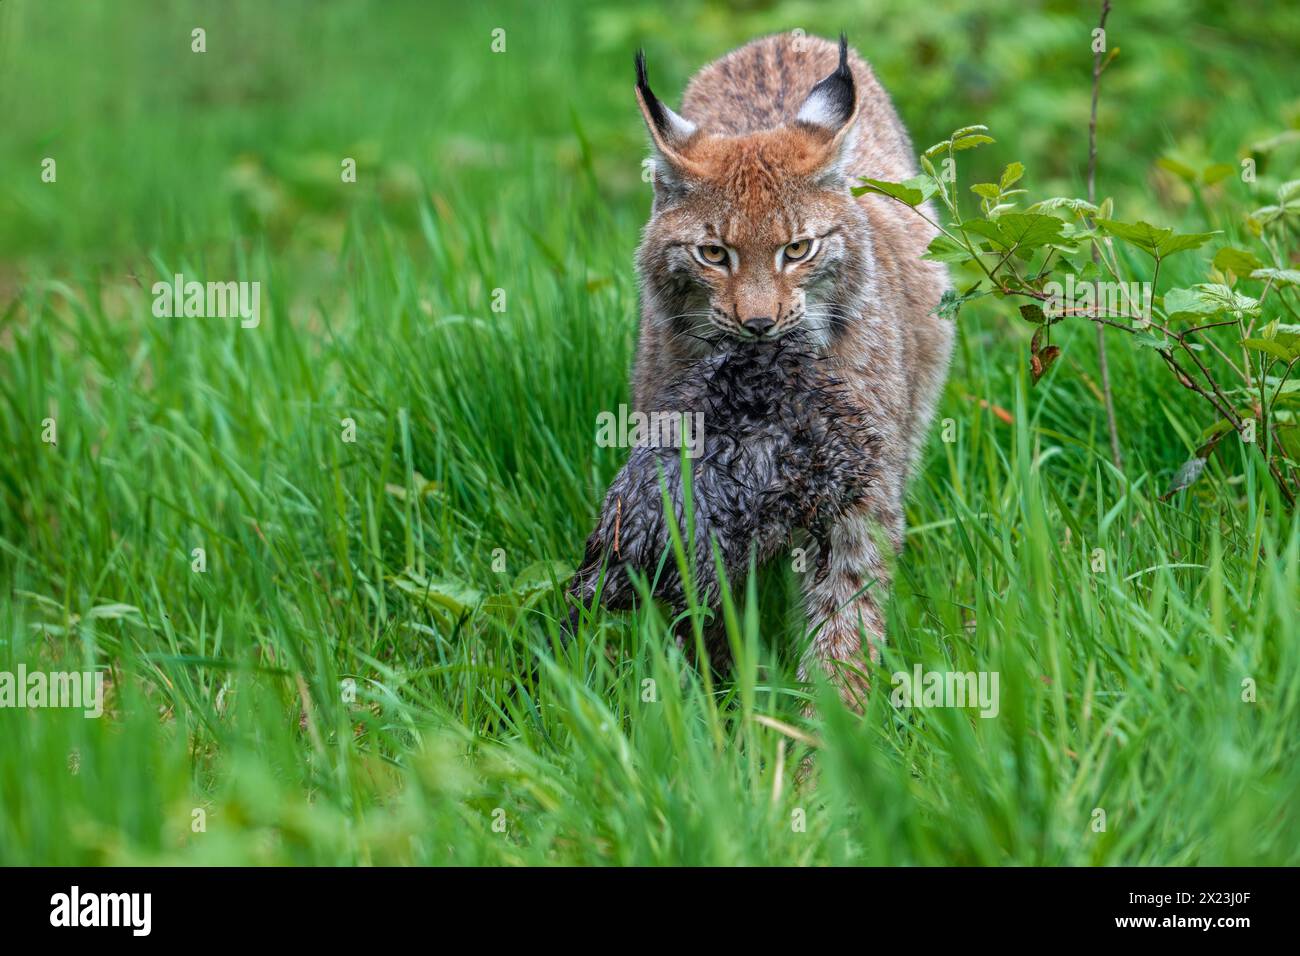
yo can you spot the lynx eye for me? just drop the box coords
[783,239,812,262]
[698,244,728,266]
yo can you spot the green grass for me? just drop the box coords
[1,0,1298,865]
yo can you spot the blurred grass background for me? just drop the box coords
[1,0,1298,865]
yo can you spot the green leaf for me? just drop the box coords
[1026,196,1099,218]
[393,572,483,619]
[853,175,937,206]
[1163,287,1219,318]
[1226,377,1300,403]
[1156,156,1198,183]
[483,560,575,618]
[1249,130,1300,155]
[1251,267,1300,287]
[1249,205,1287,229]
[1198,418,1236,443]
[1134,333,1173,351]
[1097,219,1169,253]
[987,213,1065,251]
[922,234,975,264]
[1159,231,1218,256]
[1057,222,1099,242]
[852,178,919,204]
[1019,303,1047,325]
[1096,219,1216,257]
[1158,156,1234,187]
[1202,163,1236,186]
[1242,338,1296,362]
[1213,247,1264,276]
[961,219,1005,247]
[1273,323,1300,354]
[902,174,940,202]
[1164,284,1259,320]
[931,281,985,321]
[999,162,1024,190]
[970,182,1001,200]
[511,559,574,598]
[1050,256,1084,277]
[958,214,1063,253]
[1194,284,1260,317]
[925,126,994,157]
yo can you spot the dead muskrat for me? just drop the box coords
[565,332,880,639]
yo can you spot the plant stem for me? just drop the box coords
[1088,0,1122,472]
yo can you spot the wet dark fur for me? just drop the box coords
[566,334,880,641]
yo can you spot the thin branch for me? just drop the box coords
[1176,333,1242,425]
[1155,348,1296,507]
[1183,318,1242,334]
[1156,350,1239,425]
[1200,338,1247,382]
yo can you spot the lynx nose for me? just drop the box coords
[743,316,775,336]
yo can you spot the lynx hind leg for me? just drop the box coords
[798,501,903,713]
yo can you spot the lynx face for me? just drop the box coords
[634,40,871,348]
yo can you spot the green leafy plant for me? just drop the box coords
[856,128,1300,507]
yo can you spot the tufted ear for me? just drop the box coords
[795,34,860,182]
[635,49,703,199]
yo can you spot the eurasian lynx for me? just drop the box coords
[631,33,953,707]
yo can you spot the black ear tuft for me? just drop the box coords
[635,48,649,91]
[635,48,669,133]
[797,33,856,132]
